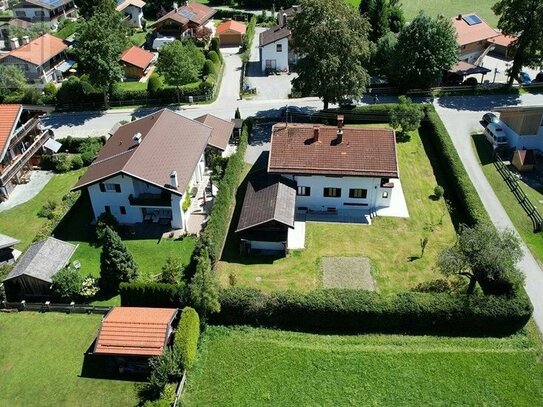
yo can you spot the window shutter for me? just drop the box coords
[115,184,121,193]
[99,183,105,192]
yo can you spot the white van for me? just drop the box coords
[152,36,175,50]
[484,122,509,149]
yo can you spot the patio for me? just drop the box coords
[295,209,371,224]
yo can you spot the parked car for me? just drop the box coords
[482,112,499,126]
[484,123,509,150]
[518,71,532,85]
[152,36,175,50]
[532,72,543,83]
[338,98,357,110]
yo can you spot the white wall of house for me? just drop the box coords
[121,5,144,28]
[260,37,289,72]
[284,174,394,211]
[13,7,51,20]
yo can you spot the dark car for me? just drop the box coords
[482,113,499,126]
[532,72,543,83]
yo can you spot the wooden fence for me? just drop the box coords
[1,300,110,315]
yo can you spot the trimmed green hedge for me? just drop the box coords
[420,105,490,226]
[174,307,200,370]
[119,282,184,307]
[211,287,532,336]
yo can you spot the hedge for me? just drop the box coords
[119,282,184,307]
[210,287,533,336]
[174,307,200,370]
[420,105,490,226]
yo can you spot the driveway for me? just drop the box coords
[434,93,543,334]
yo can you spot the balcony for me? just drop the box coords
[129,193,171,207]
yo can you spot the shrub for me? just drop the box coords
[203,59,218,77]
[70,154,84,169]
[96,212,120,241]
[99,227,138,293]
[147,73,163,95]
[434,185,444,199]
[53,153,73,173]
[139,349,183,402]
[174,307,200,370]
[206,50,220,66]
[39,154,55,170]
[51,267,83,302]
[38,199,58,219]
[80,275,99,298]
[160,256,184,284]
[119,281,184,307]
[463,77,478,87]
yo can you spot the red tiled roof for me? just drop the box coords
[1,34,67,66]
[94,307,178,357]
[120,46,155,70]
[151,2,216,27]
[268,124,399,178]
[216,19,246,35]
[452,13,499,46]
[0,104,22,158]
[194,114,234,151]
[488,34,516,47]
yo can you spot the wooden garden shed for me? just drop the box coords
[216,20,246,46]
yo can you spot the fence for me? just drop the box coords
[494,154,543,232]
[172,370,187,407]
[1,300,111,315]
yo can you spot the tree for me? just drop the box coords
[367,0,390,42]
[234,107,241,119]
[437,224,523,294]
[290,0,371,109]
[157,40,203,103]
[99,226,138,293]
[390,96,424,135]
[0,65,27,101]
[75,0,102,20]
[51,267,83,302]
[492,0,543,88]
[189,248,220,319]
[388,0,405,33]
[370,31,397,77]
[391,12,457,90]
[75,0,127,107]
[160,256,184,284]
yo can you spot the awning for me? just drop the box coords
[44,138,62,153]
[56,59,75,73]
[449,61,491,76]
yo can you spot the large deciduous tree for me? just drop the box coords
[391,12,457,90]
[492,0,543,88]
[75,0,127,107]
[437,224,523,294]
[99,226,138,293]
[0,65,27,101]
[290,0,371,109]
[390,96,424,136]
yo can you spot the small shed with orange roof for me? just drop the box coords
[216,19,246,46]
[120,46,157,79]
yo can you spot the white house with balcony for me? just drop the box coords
[72,109,215,231]
[12,0,77,24]
[116,0,146,29]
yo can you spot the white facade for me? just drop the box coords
[260,37,289,72]
[283,174,395,212]
[120,5,144,28]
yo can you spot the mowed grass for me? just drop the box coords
[345,0,499,27]
[0,312,138,407]
[0,169,84,251]
[472,134,543,264]
[217,128,456,294]
[183,325,543,406]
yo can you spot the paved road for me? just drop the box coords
[435,93,543,333]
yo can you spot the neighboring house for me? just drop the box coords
[259,5,301,73]
[3,237,77,300]
[72,109,213,231]
[0,104,57,201]
[0,33,72,84]
[120,46,156,80]
[12,0,77,24]
[194,114,235,157]
[0,18,32,42]
[150,2,216,40]
[116,0,146,28]
[487,34,516,60]
[0,233,21,265]
[216,19,246,47]
[495,106,543,150]
[452,13,500,64]
[512,149,535,173]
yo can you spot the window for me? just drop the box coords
[104,205,111,214]
[15,11,26,17]
[349,188,367,199]
[323,187,341,197]
[382,191,389,199]
[380,178,390,187]
[100,183,121,192]
[35,10,45,17]
[276,43,283,52]
[120,206,126,215]
[297,186,311,196]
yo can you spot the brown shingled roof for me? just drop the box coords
[1,34,67,66]
[194,114,234,151]
[94,307,177,357]
[268,124,399,178]
[120,46,155,70]
[260,25,290,47]
[0,104,22,160]
[72,109,212,195]
[151,2,216,27]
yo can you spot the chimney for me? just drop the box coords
[313,125,320,143]
[173,2,178,11]
[336,129,343,144]
[133,132,142,145]
[293,5,299,12]
[282,12,287,26]
[337,114,344,129]
[22,35,30,45]
[170,170,179,189]
[457,14,462,20]
[10,37,19,50]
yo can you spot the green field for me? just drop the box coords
[472,134,543,265]
[218,128,456,294]
[183,325,543,406]
[0,312,137,407]
[345,0,498,27]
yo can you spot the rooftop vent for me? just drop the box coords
[313,125,320,143]
[133,132,142,145]
[170,170,178,189]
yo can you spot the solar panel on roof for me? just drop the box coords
[38,0,67,6]
[463,14,482,26]
[179,9,196,20]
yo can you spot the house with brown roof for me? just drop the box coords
[120,46,156,79]
[116,0,146,28]
[150,2,216,41]
[452,13,500,64]
[12,0,77,24]
[0,104,56,201]
[0,33,72,84]
[72,109,214,231]
[216,19,246,47]
[194,114,235,157]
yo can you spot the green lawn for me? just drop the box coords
[183,325,543,406]
[116,81,147,91]
[472,134,543,265]
[218,128,456,294]
[345,0,498,27]
[0,170,84,251]
[0,312,138,407]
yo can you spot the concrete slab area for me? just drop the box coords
[287,221,305,250]
[0,171,54,212]
[375,179,409,218]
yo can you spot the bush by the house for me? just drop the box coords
[209,37,222,62]
[434,185,444,199]
[137,349,183,403]
[80,275,99,298]
[212,286,532,336]
[95,212,121,242]
[38,199,58,219]
[119,281,184,307]
[174,307,200,370]
[159,256,185,284]
[99,227,138,293]
[36,191,81,242]
[51,267,83,302]
[203,59,218,77]
[147,73,163,95]
[206,50,220,66]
